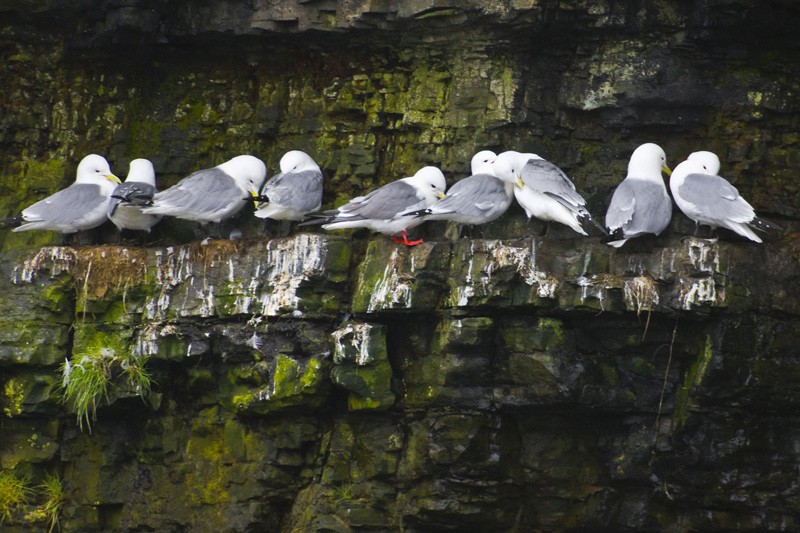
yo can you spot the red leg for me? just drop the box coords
[394,230,423,246]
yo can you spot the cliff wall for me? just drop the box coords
[2,1,800,530]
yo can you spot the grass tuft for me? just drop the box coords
[24,473,65,533]
[60,337,152,432]
[0,471,31,525]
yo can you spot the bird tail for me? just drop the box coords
[580,213,609,236]
[298,212,332,227]
[600,227,624,244]
[750,217,782,233]
[0,214,23,229]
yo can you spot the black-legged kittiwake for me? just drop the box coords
[301,165,446,246]
[494,150,603,236]
[670,151,781,243]
[603,143,672,247]
[108,158,162,233]
[253,150,324,221]
[3,154,120,234]
[404,150,516,228]
[142,155,266,223]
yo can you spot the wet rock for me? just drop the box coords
[2,0,800,531]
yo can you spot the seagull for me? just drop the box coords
[670,151,781,243]
[301,165,446,246]
[108,158,162,234]
[404,150,516,229]
[603,143,672,247]
[2,154,120,234]
[253,150,324,221]
[494,150,603,236]
[142,155,266,224]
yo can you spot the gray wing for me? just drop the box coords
[521,159,587,210]
[606,179,671,235]
[337,181,423,221]
[22,183,107,225]
[151,168,241,215]
[678,173,754,222]
[262,170,323,213]
[262,171,283,190]
[426,174,510,221]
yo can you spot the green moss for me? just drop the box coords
[273,354,301,394]
[300,357,323,390]
[537,317,565,347]
[235,354,329,414]
[185,409,232,506]
[2,379,25,418]
[674,335,714,428]
[40,282,70,314]
[19,159,69,190]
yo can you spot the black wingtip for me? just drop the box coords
[0,214,23,229]
[752,217,782,232]
[112,193,154,206]
[402,208,430,218]
[580,214,609,236]
[297,212,333,227]
[600,227,624,244]
[298,218,329,227]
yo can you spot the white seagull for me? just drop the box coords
[670,151,780,243]
[142,155,266,224]
[108,158,162,233]
[405,150,516,227]
[494,150,602,236]
[4,154,120,234]
[302,165,446,246]
[254,150,324,221]
[603,143,672,247]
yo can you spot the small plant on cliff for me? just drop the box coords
[60,337,152,432]
[0,470,31,525]
[24,473,65,533]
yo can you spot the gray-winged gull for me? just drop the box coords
[301,165,446,246]
[3,154,120,234]
[494,150,603,236]
[603,143,672,247]
[404,150,516,228]
[142,155,266,224]
[253,150,323,221]
[108,158,162,233]
[670,151,780,243]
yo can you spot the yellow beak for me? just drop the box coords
[250,189,261,208]
[516,176,525,188]
[662,165,672,176]
[106,173,121,184]
[436,192,445,199]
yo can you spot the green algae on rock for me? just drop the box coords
[1,0,800,531]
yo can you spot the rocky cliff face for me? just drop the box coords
[2,1,800,531]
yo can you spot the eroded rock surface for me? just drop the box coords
[2,1,800,531]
